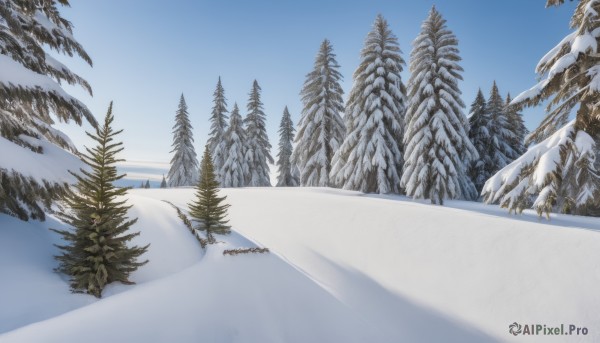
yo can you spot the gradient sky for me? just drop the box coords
[55,0,576,162]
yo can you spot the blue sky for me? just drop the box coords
[56,0,576,162]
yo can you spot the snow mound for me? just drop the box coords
[2,187,599,342]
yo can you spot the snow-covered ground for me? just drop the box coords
[1,187,599,342]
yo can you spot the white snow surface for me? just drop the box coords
[0,134,83,184]
[33,10,75,40]
[1,187,600,342]
[511,79,549,104]
[571,32,597,55]
[0,54,79,105]
[484,122,576,198]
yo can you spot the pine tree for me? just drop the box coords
[483,0,600,217]
[139,181,145,189]
[244,80,273,186]
[276,107,299,187]
[52,103,148,298]
[487,82,518,170]
[220,104,249,188]
[167,94,199,187]
[188,146,231,243]
[504,93,528,156]
[144,180,150,189]
[292,39,345,187]
[0,0,95,220]
[468,89,493,193]
[401,7,478,204]
[207,77,229,183]
[330,15,407,193]
[160,175,167,188]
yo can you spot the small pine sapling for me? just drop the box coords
[52,103,149,298]
[188,146,231,243]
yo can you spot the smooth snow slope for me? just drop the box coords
[0,190,382,343]
[160,187,600,342]
[2,187,599,342]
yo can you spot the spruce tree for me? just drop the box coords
[483,0,600,217]
[52,103,148,298]
[144,180,150,189]
[487,82,518,171]
[504,93,528,156]
[188,146,231,243]
[220,104,249,188]
[167,94,199,187]
[401,7,478,204]
[330,15,407,193]
[0,0,95,220]
[276,107,299,187]
[139,181,145,189]
[207,77,229,183]
[468,89,493,193]
[244,80,273,186]
[292,39,345,187]
[160,175,167,188]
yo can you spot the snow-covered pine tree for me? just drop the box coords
[487,82,518,170]
[330,15,407,193]
[160,175,167,188]
[504,93,528,156]
[207,77,229,184]
[401,7,478,204]
[188,146,231,244]
[483,0,600,217]
[276,107,299,187]
[167,94,199,187]
[468,89,493,193]
[52,103,148,298]
[244,80,273,186]
[144,180,150,189]
[220,103,249,188]
[0,0,95,220]
[292,39,345,187]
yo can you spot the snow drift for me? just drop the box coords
[1,187,599,342]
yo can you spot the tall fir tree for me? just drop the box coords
[220,104,249,188]
[52,103,148,298]
[160,175,167,188]
[207,77,229,184]
[401,7,478,204]
[144,180,150,189]
[504,93,528,156]
[244,80,273,186]
[167,94,199,187]
[189,146,231,243]
[276,107,299,187]
[468,89,493,193]
[483,0,600,217]
[0,0,95,220]
[330,15,407,193]
[487,81,518,171]
[292,39,345,187]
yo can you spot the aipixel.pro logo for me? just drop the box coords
[509,322,588,336]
